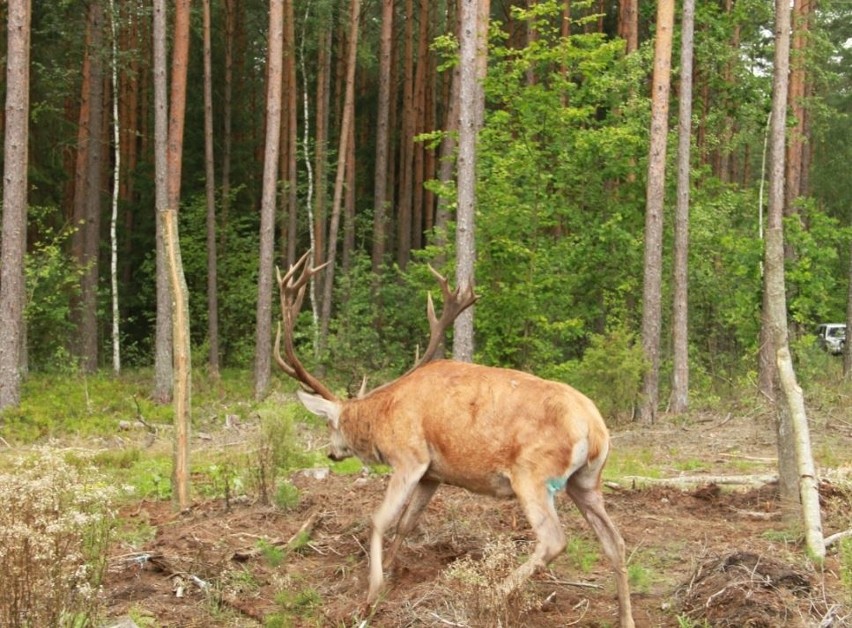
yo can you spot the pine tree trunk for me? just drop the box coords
[453,0,484,363]
[202,0,220,378]
[785,0,810,214]
[78,1,105,373]
[397,0,415,269]
[640,0,674,424]
[313,25,331,323]
[764,0,803,518]
[220,0,235,248]
[254,0,285,399]
[0,0,31,411]
[285,0,298,268]
[371,0,393,274]
[670,0,695,415]
[618,0,638,53]
[319,0,361,351]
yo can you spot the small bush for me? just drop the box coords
[250,403,306,504]
[442,537,540,626]
[0,450,117,627]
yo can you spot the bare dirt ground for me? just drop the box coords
[103,410,852,627]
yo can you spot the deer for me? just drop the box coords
[274,252,634,627]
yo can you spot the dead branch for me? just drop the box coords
[824,528,852,549]
[622,474,777,489]
[232,511,322,561]
[728,507,781,521]
[717,453,777,464]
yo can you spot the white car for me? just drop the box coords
[816,323,846,355]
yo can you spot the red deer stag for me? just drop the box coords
[274,253,634,627]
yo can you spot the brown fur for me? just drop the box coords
[299,359,634,626]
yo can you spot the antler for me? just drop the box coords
[274,251,338,401]
[412,266,478,369]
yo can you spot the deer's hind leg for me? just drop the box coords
[566,468,634,628]
[500,471,566,595]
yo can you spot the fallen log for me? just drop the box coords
[620,474,777,489]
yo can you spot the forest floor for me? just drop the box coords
[102,402,852,627]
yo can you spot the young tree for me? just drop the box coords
[0,0,31,411]
[254,0,284,399]
[670,0,695,414]
[763,0,823,559]
[109,0,121,374]
[639,0,674,424]
[154,0,192,510]
[202,0,220,379]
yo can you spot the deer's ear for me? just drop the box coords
[297,390,342,428]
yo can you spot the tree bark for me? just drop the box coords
[764,0,823,562]
[618,0,638,53]
[312,24,331,327]
[453,0,485,363]
[0,0,31,411]
[283,0,298,267]
[254,0,285,399]
[220,0,235,248]
[153,0,172,404]
[203,0,220,378]
[371,0,394,274]
[397,0,415,269]
[785,0,811,214]
[109,0,121,374]
[319,0,361,352]
[640,0,674,424]
[670,0,695,415]
[155,0,192,511]
[78,0,104,373]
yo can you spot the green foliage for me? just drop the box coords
[474,2,647,370]
[784,205,851,326]
[564,536,600,573]
[546,325,646,421]
[0,372,169,443]
[250,401,310,504]
[257,538,286,568]
[174,190,260,368]
[274,480,300,511]
[24,206,82,371]
[840,537,852,601]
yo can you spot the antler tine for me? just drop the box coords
[274,253,338,401]
[413,265,478,368]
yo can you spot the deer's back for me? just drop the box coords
[349,360,610,495]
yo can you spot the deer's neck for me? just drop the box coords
[339,397,388,465]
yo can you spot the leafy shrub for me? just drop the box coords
[0,450,117,627]
[544,324,646,421]
[250,402,306,504]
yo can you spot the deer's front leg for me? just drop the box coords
[366,462,429,606]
